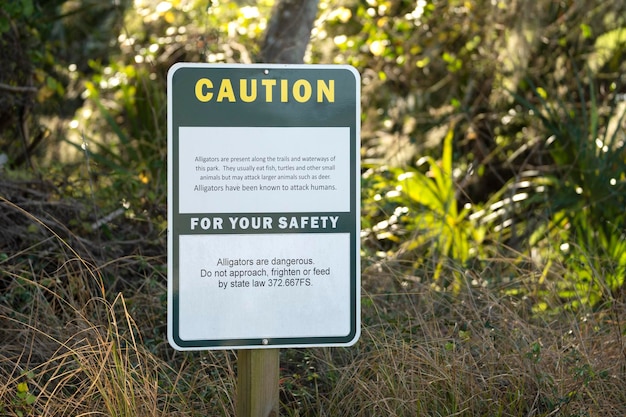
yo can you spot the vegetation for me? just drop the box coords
[1,0,625,415]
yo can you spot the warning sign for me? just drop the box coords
[167,64,360,350]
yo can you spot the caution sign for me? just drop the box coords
[167,63,360,350]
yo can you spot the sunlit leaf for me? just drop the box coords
[535,87,548,100]
[416,57,430,68]
[588,28,626,73]
[369,39,386,56]
[164,11,175,23]
[580,23,592,39]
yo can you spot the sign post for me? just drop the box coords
[167,63,360,414]
[237,349,279,417]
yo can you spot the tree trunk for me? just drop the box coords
[259,0,319,64]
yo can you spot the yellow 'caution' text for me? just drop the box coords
[195,78,335,103]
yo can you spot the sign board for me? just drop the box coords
[167,63,361,350]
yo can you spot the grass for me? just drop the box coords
[1,183,625,416]
[319,283,626,416]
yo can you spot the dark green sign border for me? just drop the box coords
[167,63,361,350]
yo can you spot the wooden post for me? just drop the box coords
[237,349,280,417]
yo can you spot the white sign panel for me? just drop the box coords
[178,127,350,213]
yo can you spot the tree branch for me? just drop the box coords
[0,82,37,94]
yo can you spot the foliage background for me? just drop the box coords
[1,0,625,415]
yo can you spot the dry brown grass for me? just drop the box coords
[298,284,626,416]
[277,253,626,416]
[1,189,625,416]
[0,266,238,417]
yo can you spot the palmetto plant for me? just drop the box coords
[362,127,485,292]
[509,76,626,308]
